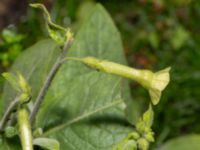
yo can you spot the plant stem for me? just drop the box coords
[0,97,19,132]
[18,106,33,150]
[29,39,73,125]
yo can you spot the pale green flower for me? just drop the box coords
[147,67,171,105]
[68,56,171,105]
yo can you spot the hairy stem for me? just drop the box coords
[29,39,73,124]
[0,97,19,132]
[18,107,33,150]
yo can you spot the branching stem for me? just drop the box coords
[29,39,73,124]
[0,97,19,132]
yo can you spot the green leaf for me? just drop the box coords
[33,137,60,150]
[17,72,31,96]
[113,139,137,150]
[2,4,139,149]
[142,104,154,128]
[159,135,200,150]
[148,31,160,49]
[170,26,189,50]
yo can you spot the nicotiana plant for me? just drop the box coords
[0,3,172,150]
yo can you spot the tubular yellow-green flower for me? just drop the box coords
[67,57,171,105]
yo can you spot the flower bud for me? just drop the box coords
[5,126,18,138]
[18,73,31,95]
[123,140,137,150]
[128,131,140,140]
[137,138,149,150]
[144,131,154,142]
[113,139,137,150]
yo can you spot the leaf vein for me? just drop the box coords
[43,99,123,136]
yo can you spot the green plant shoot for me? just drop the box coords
[30,3,68,45]
[1,72,33,150]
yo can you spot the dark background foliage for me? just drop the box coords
[0,0,200,148]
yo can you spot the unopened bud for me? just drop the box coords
[5,126,18,138]
[137,138,149,150]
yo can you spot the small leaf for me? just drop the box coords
[148,31,160,49]
[17,72,31,95]
[2,72,20,92]
[2,72,31,98]
[113,139,137,150]
[2,72,31,105]
[33,128,43,137]
[137,138,149,150]
[143,104,154,128]
[135,105,154,143]
[33,137,60,150]
[144,131,154,142]
[170,26,189,50]
[19,93,30,104]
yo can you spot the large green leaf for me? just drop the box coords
[2,4,139,149]
[159,134,200,150]
[37,4,135,149]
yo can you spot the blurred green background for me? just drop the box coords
[0,0,200,148]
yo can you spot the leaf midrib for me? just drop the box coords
[43,99,123,136]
